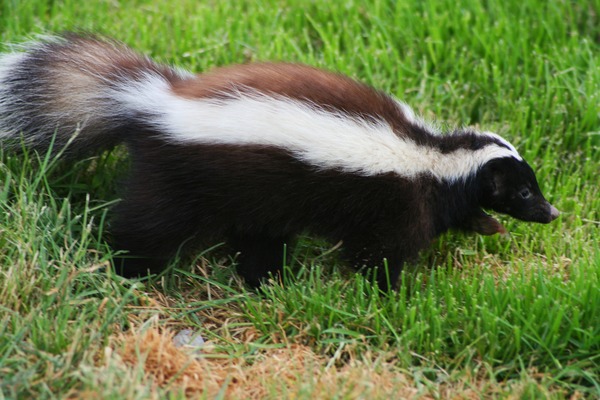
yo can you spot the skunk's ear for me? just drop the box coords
[479,159,506,198]
[468,210,507,235]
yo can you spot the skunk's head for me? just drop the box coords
[478,157,559,224]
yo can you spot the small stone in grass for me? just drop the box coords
[173,329,205,352]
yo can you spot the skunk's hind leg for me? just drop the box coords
[109,201,202,278]
[229,234,291,288]
[110,225,184,278]
[342,239,415,291]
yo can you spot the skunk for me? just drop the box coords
[0,34,559,288]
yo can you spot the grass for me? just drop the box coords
[0,0,599,398]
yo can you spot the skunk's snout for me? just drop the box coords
[548,204,560,222]
[536,202,560,224]
[516,200,560,224]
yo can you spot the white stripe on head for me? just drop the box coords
[115,74,522,181]
[481,131,522,161]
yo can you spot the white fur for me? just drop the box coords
[0,37,194,143]
[0,51,29,138]
[0,42,522,181]
[481,131,522,160]
[0,51,25,80]
[114,74,521,182]
[394,100,440,134]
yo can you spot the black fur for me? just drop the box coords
[108,133,556,289]
[478,158,557,224]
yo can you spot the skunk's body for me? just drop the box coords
[0,34,559,288]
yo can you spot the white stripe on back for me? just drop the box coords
[115,74,522,181]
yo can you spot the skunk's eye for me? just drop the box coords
[519,188,531,199]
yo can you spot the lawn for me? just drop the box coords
[0,0,599,398]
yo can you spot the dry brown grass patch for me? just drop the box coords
[108,326,423,399]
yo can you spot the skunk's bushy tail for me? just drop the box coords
[0,33,188,154]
